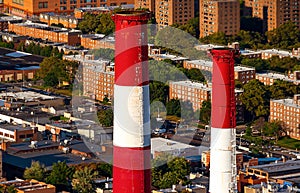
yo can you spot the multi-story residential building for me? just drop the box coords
[3,0,134,18]
[0,16,22,31]
[155,0,194,29]
[199,0,240,38]
[8,21,81,46]
[234,65,256,84]
[169,80,244,122]
[134,0,154,12]
[169,80,211,111]
[256,71,300,85]
[183,59,255,84]
[39,13,79,29]
[63,54,115,102]
[81,34,115,50]
[260,49,291,59]
[183,59,213,72]
[270,94,300,139]
[244,0,300,31]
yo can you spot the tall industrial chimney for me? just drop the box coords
[209,48,237,193]
[112,11,151,193]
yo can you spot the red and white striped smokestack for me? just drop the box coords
[112,11,151,193]
[209,48,236,193]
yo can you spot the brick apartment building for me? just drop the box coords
[256,71,300,86]
[199,0,240,38]
[64,54,114,102]
[8,21,81,46]
[169,80,244,122]
[183,59,256,84]
[270,94,300,139]
[0,123,38,143]
[244,0,300,32]
[134,0,154,12]
[39,13,79,29]
[3,0,134,18]
[0,16,22,31]
[81,34,115,50]
[155,0,194,29]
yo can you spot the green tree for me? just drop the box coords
[241,58,270,72]
[97,163,112,178]
[152,153,190,189]
[185,68,205,82]
[199,100,211,124]
[78,13,100,34]
[267,56,300,73]
[23,161,46,181]
[89,48,114,61]
[268,80,298,99]
[95,13,115,35]
[43,72,59,87]
[72,167,98,193]
[166,99,181,117]
[46,161,75,191]
[266,21,300,49]
[240,80,270,119]
[149,81,169,104]
[97,109,113,127]
[199,31,228,45]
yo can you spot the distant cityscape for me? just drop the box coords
[0,0,299,193]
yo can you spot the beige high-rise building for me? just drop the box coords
[245,0,300,31]
[199,0,240,38]
[155,0,194,29]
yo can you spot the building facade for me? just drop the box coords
[169,80,244,122]
[270,95,300,139]
[80,34,115,49]
[244,0,300,31]
[39,13,79,29]
[155,0,194,29]
[3,0,134,18]
[199,0,240,38]
[8,21,81,46]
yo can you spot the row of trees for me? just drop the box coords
[23,161,112,193]
[200,21,300,50]
[17,42,65,58]
[240,56,300,73]
[240,79,300,121]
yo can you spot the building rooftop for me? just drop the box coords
[0,48,43,70]
[169,80,211,91]
[0,179,55,192]
[234,65,255,72]
[271,98,300,109]
[185,59,213,68]
[250,160,300,176]
[0,91,57,101]
[0,123,33,132]
[0,16,23,22]
[3,140,100,169]
[15,21,81,33]
[260,49,291,57]
[150,53,189,61]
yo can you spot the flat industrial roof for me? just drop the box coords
[0,48,43,70]
[250,160,300,175]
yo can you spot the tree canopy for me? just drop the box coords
[240,79,270,119]
[152,153,190,189]
[97,109,113,127]
[23,161,46,182]
[72,167,98,193]
[78,13,114,35]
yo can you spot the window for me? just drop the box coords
[38,2,48,8]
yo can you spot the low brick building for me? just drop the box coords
[9,21,81,46]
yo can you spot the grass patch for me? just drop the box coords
[276,136,300,150]
[54,89,72,96]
